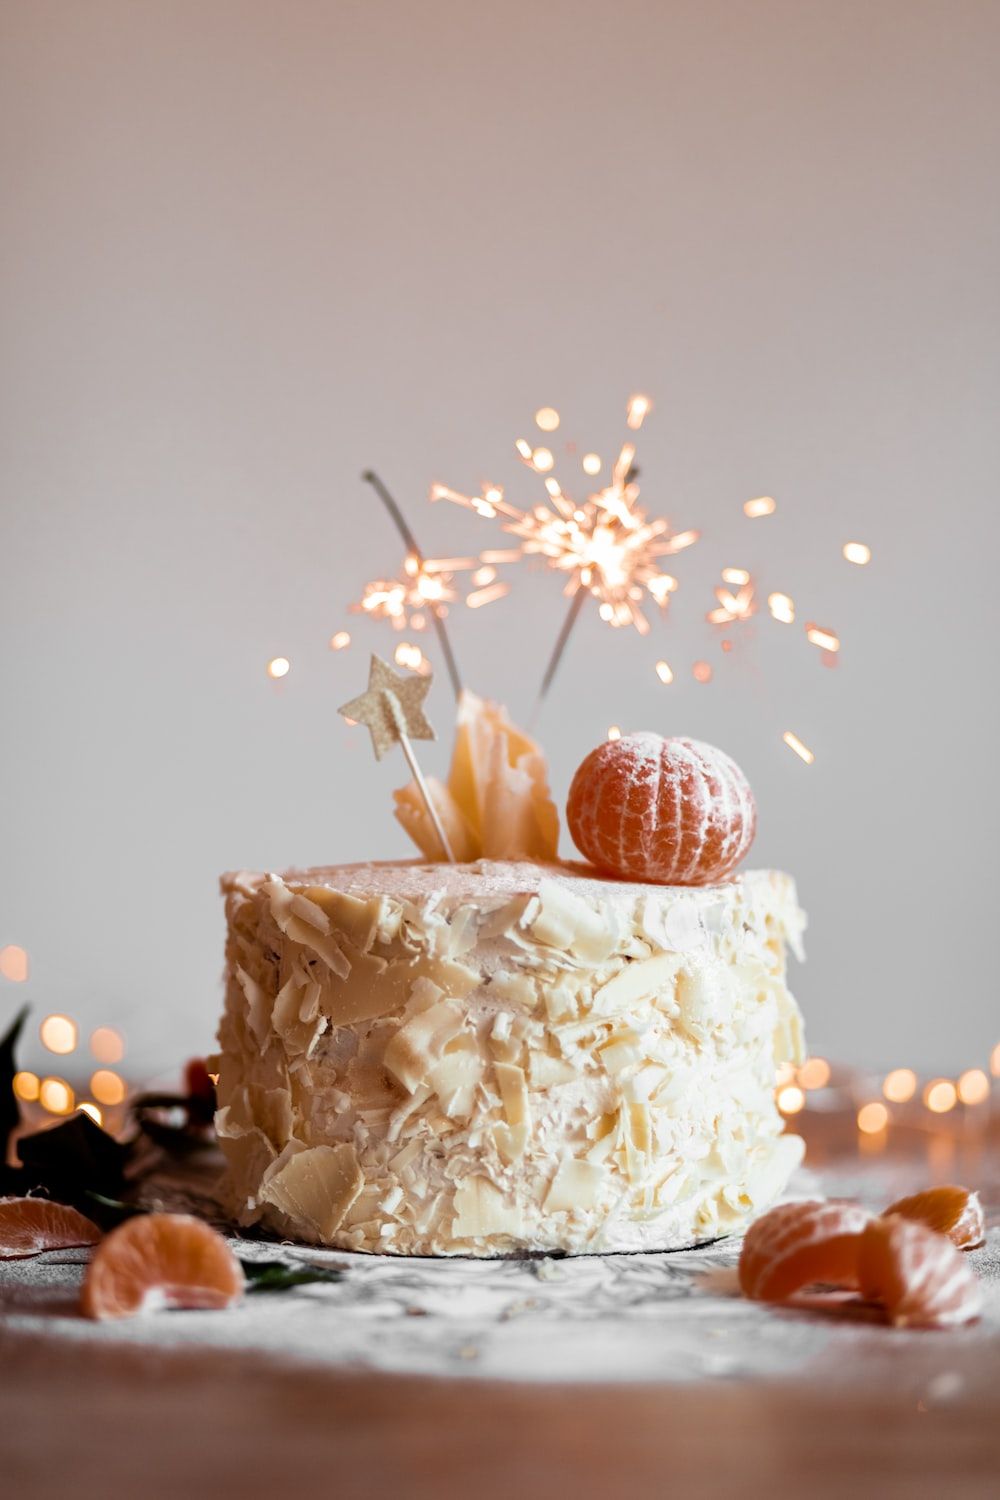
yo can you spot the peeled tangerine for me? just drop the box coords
[859,1216,982,1328]
[395,691,560,862]
[739,1200,871,1302]
[567,732,756,885]
[81,1213,245,1321]
[0,1196,102,1259]
[884,1185,986,1251]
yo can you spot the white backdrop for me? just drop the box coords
[2,0,998,1081]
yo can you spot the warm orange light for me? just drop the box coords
[90,1026,125,1064]
[991,1043,1000,1078]
[783,731,815,765]
[806,625,840,653]
[40,1014,78,1056]
[857,1101,889,1134]
[957,1068,990,1106]
[267,656,290,679]
[924,1078,957,1114]
[514,438,533,462]
[744,496,776,518]
[13,1070,39,1102]
[77,1102,103,1126]
[665,529,699,553]
[39,1077,74,1115]
[466,582,509,609]
[626,393,652,430]
[0,945,29,982]
[607,725,622,741]
[777,1084,805,1115]
[797,1057,831,1091]
[531,447,554,473]
[472,565,496,586]
[91,1070,127,1107]
[582,453,602,477]
[843,542,871,565]
[655,660,674,685]
[534,407,560,432]
[882,1067,917,1103]
[768,592,795,624]
[692,661,713,684]
[329,631,351,651]
[721,567,750,586]
[394,642,429,674]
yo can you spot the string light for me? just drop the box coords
[777,1084,805,1114]
[90,1026,125,1064]
[957,1068,990,1106]
[90,1070,127,1107]
[534,407,560,432]
[329,631,351,651]
[0,945,29,982]
[39,1077,74,1115]
[768,592,795,624]
[782,731,814,765]
[882,1067,918,1103]
[857,1101,889,1134]
[655,660,674,685]
[39,1014,77,1055]
[267,657,290,679]
[13,1070,39,1102]
[924,1079,958,1114]
[744,496,776,518]
[843,542,871,565]
[797,1057,831,1090]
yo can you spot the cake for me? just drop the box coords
[214,857,806,1256]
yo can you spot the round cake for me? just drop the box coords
[213,858,806,1256]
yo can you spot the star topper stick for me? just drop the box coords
[338,653,456,862]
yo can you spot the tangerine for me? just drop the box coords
[80,1212,245,1320]
[566,732,756,885]
[739,1200,871,1302]
[859,1215,981,1328]
[0,1196,102,1259]
[884,1185,985,1250]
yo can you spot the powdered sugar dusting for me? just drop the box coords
[566,733,757,886]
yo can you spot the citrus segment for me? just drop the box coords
[884,1185,985,1250]
[567,732,756,886]
[0,1196,102,1259]
[859,1215,982,1328]
[80,1212,244,1320]
[739,1200,871,1301]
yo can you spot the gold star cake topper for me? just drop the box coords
[338,654,455,861]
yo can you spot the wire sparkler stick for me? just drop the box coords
[361,470,464,700]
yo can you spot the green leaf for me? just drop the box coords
[240,1258,345,1292]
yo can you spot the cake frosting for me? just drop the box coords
[214,859,806,1256]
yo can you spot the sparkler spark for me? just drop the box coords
[783,731,815,764]
[744,496,776,518]
[707,579,756,625]
[806,624,840,653]
[431,398,698,638]
[352,553,482,630]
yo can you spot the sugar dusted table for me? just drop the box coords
[2,1119,999,1499]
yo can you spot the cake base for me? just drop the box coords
[214,860,806,1256]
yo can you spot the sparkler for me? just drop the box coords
[431,395,699,710]
[360,471,468,700]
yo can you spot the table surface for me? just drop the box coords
[3,1118,999,1499]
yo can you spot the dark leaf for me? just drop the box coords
[0,1005,29,1157]
[240,1258,345,1292]
[82,1191,149,1229]
[17,1111,131,1209]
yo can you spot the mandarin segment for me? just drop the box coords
[566,732,756,886]
[739,1200,871,1302]
[0,1196,102,1259]
[884,1185,986,1250]
[80,1212,245,1321]
[859,1215,982,1328]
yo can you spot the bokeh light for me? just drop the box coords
[924,1078,958,1114]
[40,1014,78,1055]
[0,945,29,982]
[857,1101,889,1134]
[91,1070,127,1106]
[90,1026,125,1064]
[267,656,290,679]
[957,1068,990,1106]
[882,1067,918,1103]
[39,1077,74,1115]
